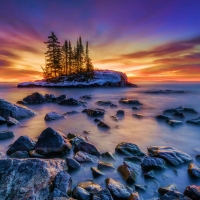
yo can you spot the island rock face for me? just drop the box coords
[17,70,137,87]
[0,158,70,199]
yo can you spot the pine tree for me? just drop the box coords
[62,40,69,75]
[79,37,85,74]
[85,41,94,79]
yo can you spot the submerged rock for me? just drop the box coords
[35,127,72,155]
[106,178,133,200]
[188,163,200,178]
[97,121,110,129]
[155,115,171,121]
[184,185,200,200]
[141,156,166,170]
[115,142,145,156]
[44,111,64,121]
[23,92,45,104]
[0,99,37,119]
[187,117,200,125]
[91,167,105,177]
[116,110,125,115]
[158,184,179,195]
[160,191,190,200]
[83,108,105,116]
[10,151,30,158]
[163,106,197,114]
[93,188,114,200]
[0,130,14,140]
[74,151,99,163]
[167,119,183,126]
[0,116,6,125]
[66,157,81,169]
[7,135,36,155]
[98,161,115,171]
[0,158,69,199]
[7,117,20,126]
[119,98,142,105]
[128,192,142,200]
[148,146,192,165]
[59,98,84,106]
[96,100,112,105]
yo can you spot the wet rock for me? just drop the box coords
[155,115,171,121]
[59,98,84,106]
[35,127,72,155]
[44,94,56,102]
[10,151,30,158]
[23,92,45,104]
[115,142,145,156]
[128,192,142,200]
[80,95,92,100]
[163,106,197,114]
[29,150,45,158]
[144,170,155,178]
[16,100,25,105]
[72,186,90,200]
[161,191,191,200]
[132,107,139,110]
[0,99,37,119]
[74,151,99,163]
[67,133,76,139]
[110,103,117,108]
[91,167,105,177]
[188,163,200,178]
[93,188,113,200]
[0,158,68,199]
[102,151,116,161]
[167,119,183,126]
[148,146,192,165]
[124,156,143,164]
[158,184,179,195]
[0,130,14,140]
[69,134,86,146]
[118,161,141,183]
[106,178,133,200]
[98,161,115,171]
[7,135,36,155]
[94,118,101,122]
[96,100,112,105]
[7,117,20,126]
[66,157,81,169]
[116,110,125,115]
[132,113,146,118]
[119,98,142,105]
[184,185,200,200]
[141,156,166,170]
[0,116,6,125]
[44,111,64,121]
[173,111,185,117]
[187,117,200,125]
[74,141,101,157]
[55,94,67,102]
[135,184,148,191]
[65,110,79,115]
[83,108,105,116]
[97,121,110,129]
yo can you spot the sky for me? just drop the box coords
[0,0,200,82]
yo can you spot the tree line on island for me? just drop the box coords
[42,32,94,81]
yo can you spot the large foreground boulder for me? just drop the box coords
[147,146,192,165]
[23,92,45,104]
[0,99,37,119]
[0,158,70,199]
[35,127,72,155]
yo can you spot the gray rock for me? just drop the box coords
[0,99,37,119]
[44,111,64,121]
[148,146,192,165]
[93,189,114,200]
[141,156,166,170]
[0,158,68,199]
[10,151,30,158]
[187,117,200,125]
[74,151,99,163]
[0,116,6,125]
[161,191,191,200]
[91,167,105,177]
[128,192,142,200]
[7,135,36,155]
[74,141,101,157]
[23,92,45,104]
[115,142,145,156]
[66,157,81,169]
[188,163,200,178]
[184,185,200,200]
[106,178,133,200]
[97,161,115,171]
[119,98,142,105]
[83,108,105,116]
[7,117,20,126]
[35,127,72,155]
[0,130,14,140]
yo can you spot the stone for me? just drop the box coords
[158,184,179,195]
[91,167,105,177]
[0,116,6,125]
[184,185,200,200]
[80,95,92,100]
[155,115,171,121]
[163,106,197,114]
[161,191,191,200]
[74,151,99,163]
[0,99,37,119]
[119,98,142,105]
[167,119,183,126]
[132,113,146,118]
[141,156,166,170]
[187,117,200,125]
[106,178,133,200]
[116,110,125,115]
[115,142,145,156]
[7,117,20,126]
[44,111,64,121]
[97,161,115,171]
[69,134,86,146]
[124,156,143,164]
[59,98,83,106]
[74,141,101,157]
[96,101,112,105]
[148,146,192,165]
[10,151,30,158]
[7,135,36,155]
[0,130,14,140]
[102,151,116,161]
[135,184,148,191]
[0,158,69,199]
[144,170,155,178]
[55,94,67,102]
[188,163,200,178]
[97,121,110,129]
[128,192,142,200]
[84,108,105,116]
[66,157,81,169]
[72,186,90,200]
[23,92,45,104]
[93,189,114,200]
[35,127,72,155]
[29,150,45,158]
[44,94,56,102]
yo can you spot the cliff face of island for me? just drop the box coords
[17,70,137,88]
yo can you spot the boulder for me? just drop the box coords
[96,100,112,105]
[74,151,99,163]
[44,94,56,102]
[0,158,69,199]
[23,92,45,104]
[59,98,84,106]
[74,141,101,157]
[44,111,64,121]
[34,127,72,155]
[106,178,133,200]
[116,110,125,115]
[161,191,191,200]
[115,142,145,156]
[97,121,110,129]
[66,157,81,169]
[7,117,20,126]
[188,163,200,178]
[132,113,146,118]
[97,161,115,171]
[0,116,6,125]
[83,108,105,116]
[158,184,179,195]
[167,119,183,126]
[155,115,171,121]
[93,189,114,200]
[187,117,200,125]
[119,98,142,105]
[141,156,166,170]
[184,185,200,200]
[0,99,37,119]
[163,106,197,114]
[7,135,36,155]
[10,151,30,158]
[102,151,116,161]
[148,146,192,165]
[80,95,92,100]
[91,167,105,177]
[29,150,45,158]
[128,192,142,200]
[0,130,14,140]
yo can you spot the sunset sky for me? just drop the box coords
[0,0,200,82]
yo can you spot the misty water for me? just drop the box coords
[0,82,200,199]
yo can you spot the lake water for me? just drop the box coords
[0,82,200,199]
